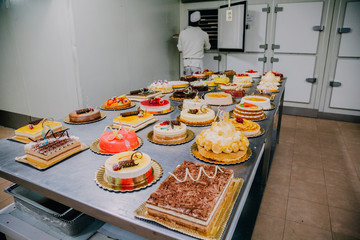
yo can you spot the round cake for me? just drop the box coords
[233,103,265,120]
[233,74,252,87]
[153,120,187,144]
[204,92,233,105]
[190,81,209,91]
[180,75,197,82]
[172,88,197,100]
[225,89,246,98]
[180,107,215,125]
[244,70,260,78]
[104,95,131,109]
[182,96,206,109]
[169,81,189,88]
[230,117,261,137]
[140,98,171,114]
[196,113,249,162]
[213,75,230,84]
[104,151,153,187]
[219,83,238,90]
[149,80,173,93]
[257,82,279,92]
[261,72,280,83]
[240,96,271,110]
[193,71,206,79]
[69,108,101,123]
[99,126,139,154]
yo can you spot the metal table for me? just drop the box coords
[0,79,285,240]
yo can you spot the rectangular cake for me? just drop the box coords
[126,89,162,101]
[15,119,63,142]
[25,136,81,164]
[113,112,156,131]
[145,161,234,234]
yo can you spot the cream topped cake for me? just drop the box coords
[240,96,271,110]
[233,73,252,87]
[146,161,234,234]
[244,69,260,78]
[257,81,279,92]
[180,98,215,125]
[140,98,171,114]
[152,120,187,144]
[113,110,156,131]
[204,92,233,105]
[233,103,265,120]
[230,117,261,137]
[149,80,173,93]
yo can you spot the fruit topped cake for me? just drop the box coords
[99,125,139,154]
[240,96,271,110]
[149,80,173,93]
[263,71,283,81]
[244,69,260,78]
[196,112,249,162]
[15,118,63,142]
[104,95,131,109]
[230,117,261,137]
[180,97,215,125]
[233,73,252,87]
[140,97,171,114]
[146,161,234,235]
[233,102,265,121]
[68,107,101,123]
[152,120,187,144]
[104,151,153,188]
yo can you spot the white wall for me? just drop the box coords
[0,0,179,119]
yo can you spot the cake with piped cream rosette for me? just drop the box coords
[99,125,139,154]
[69,108,101,123]
[257,81,279,92]
[180,97,215,125]
[230,117,261,137]
[104,95,131,109]
[146,161,233,235]
[261,72,281,83]
[140,98,171,114]
[15,118,63,142]
[149,80,173,93]
[182,96,206,110]
[104,151,153,188]
[240,96,271,110]
[152,120,187,144]
[204,92,233,105]
[244,69,261,78]
[233,102,265,121]
[233,73,252,87]
[196,112,249,162]
[219,83,238,90]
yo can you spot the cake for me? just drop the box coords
[24,133,81,164]
[233,102,265,120]
[189,81,208,91]
[204,69,214,76]
[152,120,187,144]
[113,110,156,131]
[203,79,215,86]
[257,81,279,92]
[68,108,101,123]
[127,88,162,101]
[244,69,260,78]
[180,75,197,82]
[99,126,139,154]
[196,112,249,162]
[104,151,153,188]
[15,118,63,142]
[146,161,233,235]
[180,101,215,125]
[169,81,189,88]
[219,83,238,90]
[213,75,230,84]
[252,90,273,99]
[261,72,281,83]
[204,92,233,105]
[225,88,246,98]
[192,71,205,79]
[171,87,197,100]
[224,70,236,78]
[182,96,207,110]
[240,96,271,110]
[140,98,171,114]
[149,80,173,93]
[104,95,131,109]
[233,74,252,87]
[230,117,261,137]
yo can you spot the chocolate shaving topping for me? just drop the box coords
[29,118,44,125]
[121,110,139,117]
[76,108,92,114]
[130,88,149,95]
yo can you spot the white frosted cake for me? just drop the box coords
[233,74,252,87]
[257,82,279,92]
[240,96,271,110]
[244,70,261,78]
[153,120,187,144]
[204,92,233,105]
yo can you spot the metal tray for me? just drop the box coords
[4,184,95,236]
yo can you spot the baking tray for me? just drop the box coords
[4,184,95,236]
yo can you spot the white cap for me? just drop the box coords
[190,11,201,23]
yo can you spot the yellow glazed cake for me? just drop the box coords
[213,75,230,84]
[113,110,156,131]
[15,118,63,142]
[230,118,261,137]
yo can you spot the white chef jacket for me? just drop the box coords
[177,26,211,68]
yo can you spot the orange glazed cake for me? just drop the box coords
[113,110,155,131]
[146,161,234,235]
[230,117,261,137]
[204,92,233,105]
[233,103,265,120]
[104,95,131,109]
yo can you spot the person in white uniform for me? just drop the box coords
[177,11,211,75]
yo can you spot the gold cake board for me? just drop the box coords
[134,177,244,240]
[15,142,89,170]
[112,117,158,132]
[63,111,107,125]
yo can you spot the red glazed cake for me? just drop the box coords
[99,126,139,154]
[140,98,171,114]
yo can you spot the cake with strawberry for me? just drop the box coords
[233,73,252,87]
[233,102,265,121]
[149,80,173,93]
[180,103,215,125]
[230,117,261,137]
[140,98,171,114]
[104,151,153,189]
[152,120,187,144]
[244,69,260,78]
[104,95,131,109]
[99,125,139,154]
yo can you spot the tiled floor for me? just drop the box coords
[252,115,360,240]
[0,116,360,239]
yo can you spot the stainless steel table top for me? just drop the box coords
[0,79,285,240]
